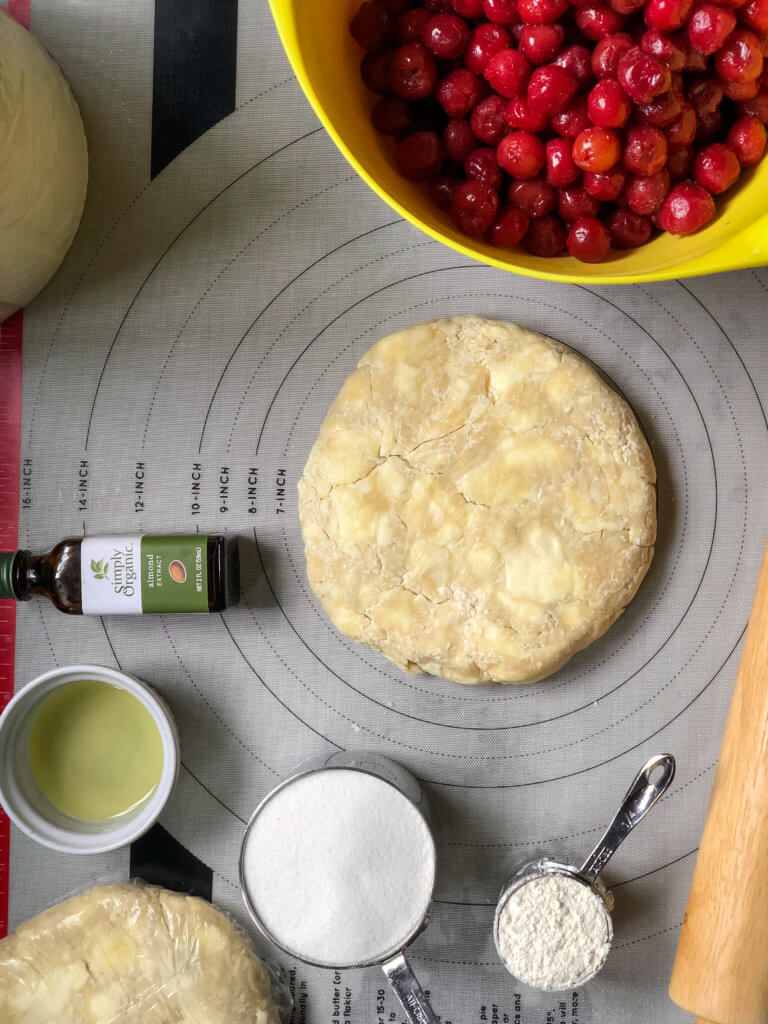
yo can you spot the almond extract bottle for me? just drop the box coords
[0,535,239,614]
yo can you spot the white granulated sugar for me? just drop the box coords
[497,874,611,990]
[242,769,436,967]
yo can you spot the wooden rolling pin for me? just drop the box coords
[670,538,768,1024]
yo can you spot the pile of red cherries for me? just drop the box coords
[350,0,768,261]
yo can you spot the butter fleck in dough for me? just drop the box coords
[298,317,656,685]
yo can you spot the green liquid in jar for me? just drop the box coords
[28,679,164,822]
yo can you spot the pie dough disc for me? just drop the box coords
[0,883,280,1024]
[298,317,656,685]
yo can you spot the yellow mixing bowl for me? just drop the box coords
[269,0,768,283]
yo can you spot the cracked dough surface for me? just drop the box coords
[0,883,279,1024]
[298,317,656,685]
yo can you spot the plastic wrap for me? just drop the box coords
[0,882,292,1024]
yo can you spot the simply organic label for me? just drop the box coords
[81,536,208,614]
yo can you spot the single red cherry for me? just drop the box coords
[509,177,557,215]
[351,2,392,50]
[567,216,611,260]
[687,3,737,53]
[738,86,768,117]
[644,0,694,31]
[624,125,669,173]
[422,13,471,58]
[715,28,763,81]
[592,32,635,76]
[659,180,715,232]
[584,165,627,197]
[686,74,724,112]
[484,49,533,97]
[625,168,671,212]
[451,179,500,235]
[465,147,504,189]
[667,144,694,177]
[727,114,768,162]
[390,43,438,99]
[452,0,485,16]
[444,119,477,161]
[693,142,741,191]
[361,49,396,93]
[516,0,570,23]
[573,126,622,170]
[695,106,723,139]
[587,78,632,124]
[558,185,602,219]
[527,64,579,115]
[545,138,580,184]
[497,130,547,176]
[607,207,653,246]
[617,46,673,101]
[524,214,568,254]
[519,24,565,63]
[505,95,552,130]
[395,130,445,179]
[636,87,684,124]
[483,0,521,23]
[471,95,509,143]
[436,68,484,117]
[371,96,413,134]
[551,97,592,135]
[640,28,687,69]
[742,0,768,30]
[575,3,626,39]
[396,9,431,43]
[554,45,596,86]
[465,23,511,74]
[491,205,531,245]
[665,102,698,144]
[427,176,461,209]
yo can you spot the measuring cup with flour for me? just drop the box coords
[240,751,442,1024]
[493,753,676,991]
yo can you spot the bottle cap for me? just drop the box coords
[0,552,18,600]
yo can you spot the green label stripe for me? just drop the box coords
[140,536,208,613]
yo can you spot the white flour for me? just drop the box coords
[242,768,436,967]
[496,874,611,990]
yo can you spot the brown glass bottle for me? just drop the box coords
[0,535,239,615]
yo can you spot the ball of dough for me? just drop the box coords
[298,317,656,685]
[0,11,88,321]
[0,883,280,1024]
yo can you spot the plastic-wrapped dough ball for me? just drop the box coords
[0,883,282,1024]
[0,11,88,321]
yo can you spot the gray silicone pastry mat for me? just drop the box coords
[8,2,768,1022]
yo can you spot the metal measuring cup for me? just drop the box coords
[493,753,676,990]
[240,751,443,1024]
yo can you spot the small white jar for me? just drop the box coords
[0,664,179,854]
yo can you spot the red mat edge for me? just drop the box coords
[0,0,32,948]
[0,310,23,939]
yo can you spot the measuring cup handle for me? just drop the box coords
[381,953,442,1024]
[579,753,676,883]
